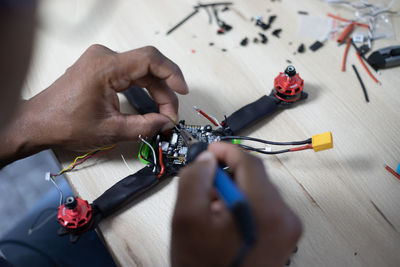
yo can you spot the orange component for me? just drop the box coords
[337,23,355,43]
[355,52,379,84]
[327,13,370,29]
[157,146,165,178]
[341,37,352,71]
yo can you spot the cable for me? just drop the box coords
[239,145,290,155]
[194,106,221,127]
[50,178,63,207]
[352,64,370,102]
[355,51,380,84]
[0,240,58,266]
[139,135,157,172]
[157,144,165,178]
[121,154,134,172]
[342,37,352,71]
[28,208,58,235]
[220,136,312,146]
[51,144,116,178]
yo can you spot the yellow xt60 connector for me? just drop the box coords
[312,132,333,152]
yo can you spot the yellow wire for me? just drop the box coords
[54,144,116,177]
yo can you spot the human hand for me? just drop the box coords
[171,142,302,267]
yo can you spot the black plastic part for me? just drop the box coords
[224,95,279,134]
[65,196,77,209]
[186,142,209,163]
[232,202,256,246]
[123,86,159,115]
[93,166,159,218]
[310,41,323,52]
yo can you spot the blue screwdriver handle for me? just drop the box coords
[186,142,256,247]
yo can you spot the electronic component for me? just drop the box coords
[311,132,333,152]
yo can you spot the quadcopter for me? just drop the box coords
[56,65,333,243]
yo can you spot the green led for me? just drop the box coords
[231,139,241,145]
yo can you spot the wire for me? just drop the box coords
[158,144,165,178]
[28,208,58,235]
[327,13,370,28]
[139,135,157,172]
[51,144,116,178]
[355,51,380,84]
[48,176,63,207]
[239,144,290,155]
[121,154,134,172]
[342,37,352,71]
[384,165,400,180]
[220,136,312,146]
[194,106,221,127]
[352,64,370,102]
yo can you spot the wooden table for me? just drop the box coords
[25,0,400,266]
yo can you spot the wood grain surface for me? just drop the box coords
[24,0,400,266]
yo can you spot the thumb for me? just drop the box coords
[116,113,174,141]
[175,151,217,216]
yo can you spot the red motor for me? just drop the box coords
[273,65,304,102]
[58,196,92,230]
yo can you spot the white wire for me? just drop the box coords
[121,154,134,172]
[139,135,157,172]
[50,177,63,207]
[28,210,58,235]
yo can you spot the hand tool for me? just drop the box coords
[177,126,256,265]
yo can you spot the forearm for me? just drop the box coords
[0,100,51,168]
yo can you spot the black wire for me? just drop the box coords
[0,240,58,266]
[220,136,312,146]
[239,145,290,155]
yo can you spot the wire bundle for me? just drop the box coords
[219,136,313,155]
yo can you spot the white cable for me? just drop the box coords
[121,154,134,172]
[28,210,58,235]
[139,135,157,172]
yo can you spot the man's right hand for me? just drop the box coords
[171,142,302,267]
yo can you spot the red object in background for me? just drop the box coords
[274,66,304,102]
[58,196,92,229]
[337,23,355,44]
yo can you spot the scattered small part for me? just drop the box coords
[286,59,292,64]
[253,38,259,43]
[342,38,351,71]
[191,49,196,53]
[354,252,358,256]
[268,15,277,24]
[288,42,292,45]
[352,64,369,103]
[309,41,324,52]
[293,52,297,55]
[250,17,255,21]
[221,48,227,52]
[285,259,291,266]
[154,31,160,35]
[217,28,225,34]
[258,33,268,44]
[209,42,215,46]
[272,28,282,38]
[385,165,400,180]
[298,11,309,15]
[221,6,229,12]
[266,8,271,13]
[337,23,355,44]
[240,37,249,46]
[297,43,305,53]
[255,18,270,30]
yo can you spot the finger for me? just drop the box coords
[175,151,217,218]
[141,78,180,124]
[113,46,189,95]
[115,113,172,141]
[208,142,272,199]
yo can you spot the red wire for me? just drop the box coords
[157,147,165,178]
[355,52,379,84]
[289,144,313,152]
[385,165,400,180]
[327,13,370,29]
[342,37,351,72]
[198,109,219,127]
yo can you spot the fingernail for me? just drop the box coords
[195,151,214,162]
